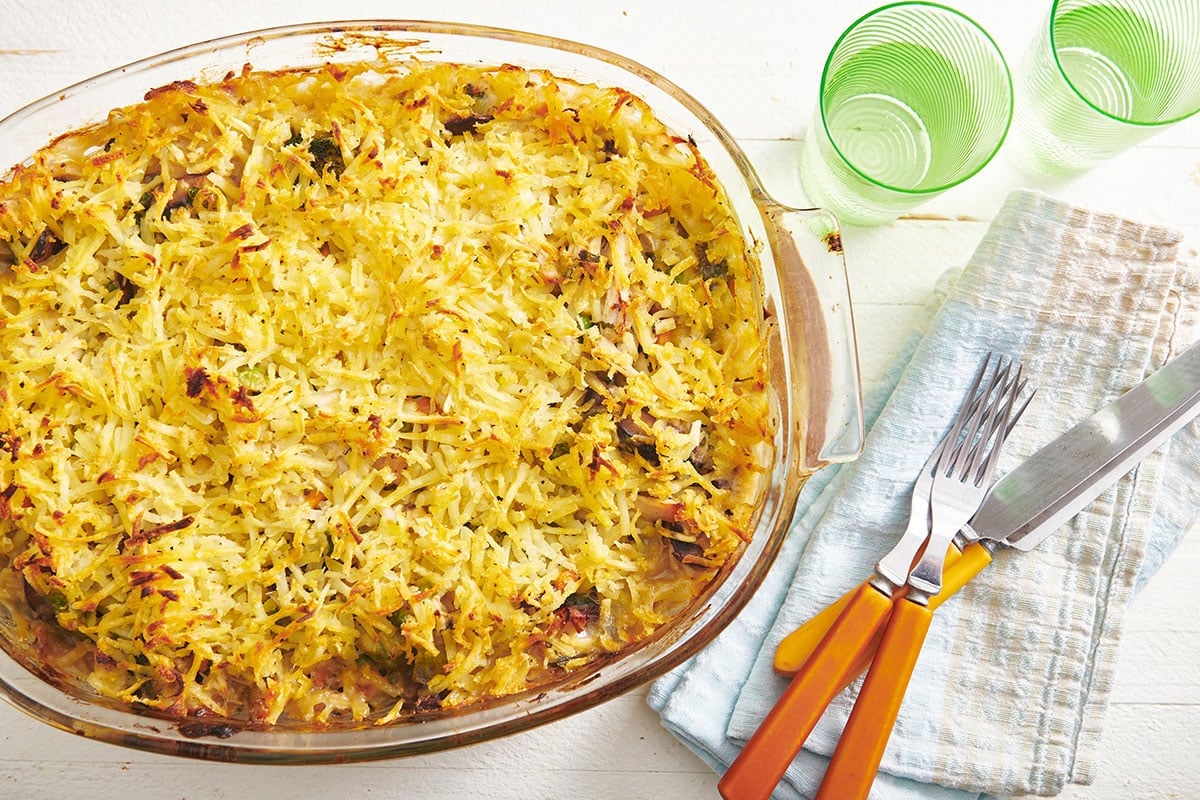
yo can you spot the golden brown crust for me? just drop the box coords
[0,61,772,724]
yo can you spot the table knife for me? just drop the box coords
[774,339,1200,675]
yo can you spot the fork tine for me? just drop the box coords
[934,354,999,480]
[964,365,1023,485]
[941,355,1013,481]
[973,372,1031,487]
[1007,377,1035,431]
[944,354,995,446]
[956,361,1011,478]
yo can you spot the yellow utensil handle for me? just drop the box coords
[928,540,992,611]
[718,583,894,800]
[814,597,934,800]
[773,542,989,676]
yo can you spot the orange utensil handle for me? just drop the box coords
[718,582,894,800]
[773,542,990,676]
[814,596,934,800]
[771,583,907,676]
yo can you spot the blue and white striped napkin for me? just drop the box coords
[649,189,1200,798]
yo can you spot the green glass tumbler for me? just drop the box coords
[800,2,1012,226]
[1009,0,1200,175]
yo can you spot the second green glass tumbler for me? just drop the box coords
[1008,0,1200,175]
[800,2,1012,226]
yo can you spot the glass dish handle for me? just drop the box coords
[762,203,863,469]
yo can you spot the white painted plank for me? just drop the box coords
[0,688,722,799]
[1109,633,1200,705]
[0,760,721,800]
[0,0,1197,147]
[744,138,1200,234]
[1053,704,1200,800]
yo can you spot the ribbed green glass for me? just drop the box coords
[1009,0,1200,175]
[800,2,1011,226]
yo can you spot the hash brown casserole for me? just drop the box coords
[0,60,774,724]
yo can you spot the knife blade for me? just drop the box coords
[773,340,1200,676]
[965,338,1200,550]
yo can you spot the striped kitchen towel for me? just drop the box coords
[649,189,1200,798]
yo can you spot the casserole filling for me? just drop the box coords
[0,60,772,724]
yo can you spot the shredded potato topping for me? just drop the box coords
[0,61,773,724]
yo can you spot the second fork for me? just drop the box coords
[718,354,1030,800]
[810,359,1028,800]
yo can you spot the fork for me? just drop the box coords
[718,354,1029,800]
[808,357,1028,800]
[771,360,1032,680]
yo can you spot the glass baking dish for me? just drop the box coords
[0,20,862,762]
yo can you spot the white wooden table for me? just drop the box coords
[1,1,1196,797]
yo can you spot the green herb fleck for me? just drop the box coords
[133,191,155,224]
[562,591,597,609]
[236,365,267,394]
[698,250,728,280]
[308,135,345,177]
